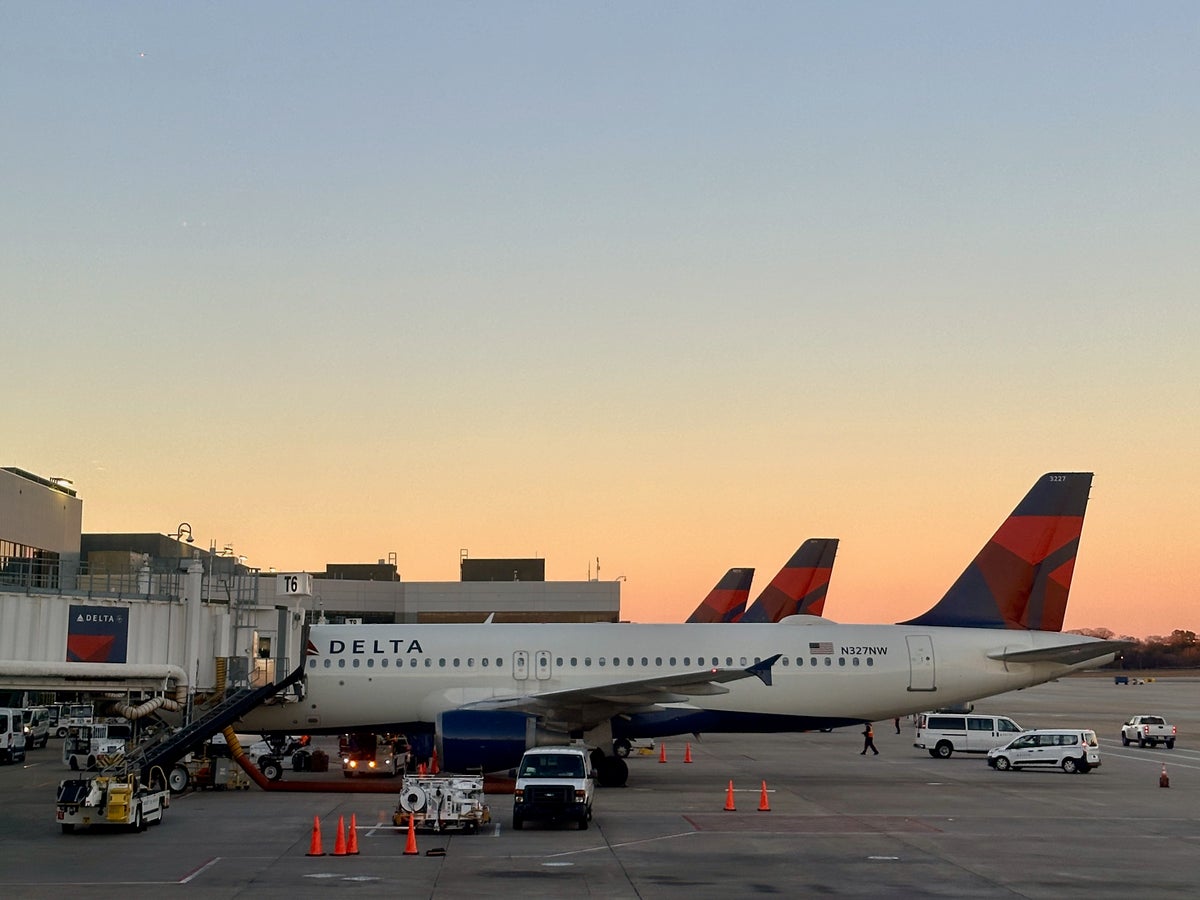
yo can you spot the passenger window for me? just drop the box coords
[338,659,346,668]
[669,657,677,666]
[740,657,748,666]
[852,657,860,666]
[726,657,733,666]
[439,659,446,668]
[322,659,331,668]
[424,659,432,667]
[570,657,577,666]
[683,657,691,666]
[641,657,648,666]
[712,657,719,667]
[584,657,592,666]
[628,657,635,666]
[655,657,662,666]
[411,658,418,667]
[482,658,489,667]
[599,658,606,667]
[367,658,375,668]
[810,658,818,666]
[352,659,360,668]
[866,658,874,667]
[824,658,831,666]
[555,657,563,667]
[838,658,846,666]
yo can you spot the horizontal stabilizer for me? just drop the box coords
[987,639,1132,666]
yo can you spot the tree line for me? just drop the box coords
[1071,628,1200,670]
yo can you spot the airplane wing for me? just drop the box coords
[458,655,780,732]
[988,640,1132,666]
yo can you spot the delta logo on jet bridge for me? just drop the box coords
[67,605,129,664]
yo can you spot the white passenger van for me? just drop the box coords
[987,728,1102,774]
[914,712,1025,758]
[0,708,27,764]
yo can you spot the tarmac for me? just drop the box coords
[1,672,1198,899]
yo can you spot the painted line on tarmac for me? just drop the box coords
[180,857,221,884]
[543,830,698,859]
[1103,749,1200,770]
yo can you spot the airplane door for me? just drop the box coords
[906,635,936,691]
[534,650,552,681]
[513,650,529,681]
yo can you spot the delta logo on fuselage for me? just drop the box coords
[328,638,426,656]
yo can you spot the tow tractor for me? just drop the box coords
[393,773,490,833]
[56,770,170,833]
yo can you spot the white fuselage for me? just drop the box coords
[240,620,1113,735]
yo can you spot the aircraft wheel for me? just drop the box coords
[613,738,631,758]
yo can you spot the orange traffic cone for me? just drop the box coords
[418,762,426,775]
[1160,765,1170,788]
[758,780,771,812]
[331,815,347,856]
[306,815,326,856]
[404,813,419,855]
[346,813,360,855]
[431,747,440,775]
[683,742,693,764]
[723,779,736,811]
[659,743,668,763]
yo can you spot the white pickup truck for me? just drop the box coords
[1120,715,1177,749]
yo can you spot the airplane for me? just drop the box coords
[685,568,754,623]
[739,538,839,623]
[241,473,1128,787]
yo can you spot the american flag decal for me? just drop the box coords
[809,641,833,655]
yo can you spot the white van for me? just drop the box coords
[0,708,27,764]
[914,712,1025,758]
[987,729,1101,774]
[22,707,51,749]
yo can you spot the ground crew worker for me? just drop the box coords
[861,722,879,755]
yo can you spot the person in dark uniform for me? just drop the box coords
[894,717,902,734]
[861,722,879,755]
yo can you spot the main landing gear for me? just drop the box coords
[590,748,629,787]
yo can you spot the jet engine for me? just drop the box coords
[436,710,551,774]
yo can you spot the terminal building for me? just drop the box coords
[0,465,620,704]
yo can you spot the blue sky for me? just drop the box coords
[5,3,1198,636]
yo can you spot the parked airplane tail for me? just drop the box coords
[739,538,839,623]
[902,472,1093,631]
[686,568,755,623]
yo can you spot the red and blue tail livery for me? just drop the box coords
[686,568,755,623]
[902,473,1092,631]
[739,538,839,623]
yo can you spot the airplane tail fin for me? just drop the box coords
[686,568,755,623]
[902,473,1093,631]
[739,539,839,624]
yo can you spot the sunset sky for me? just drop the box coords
[6,4,1197,639]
